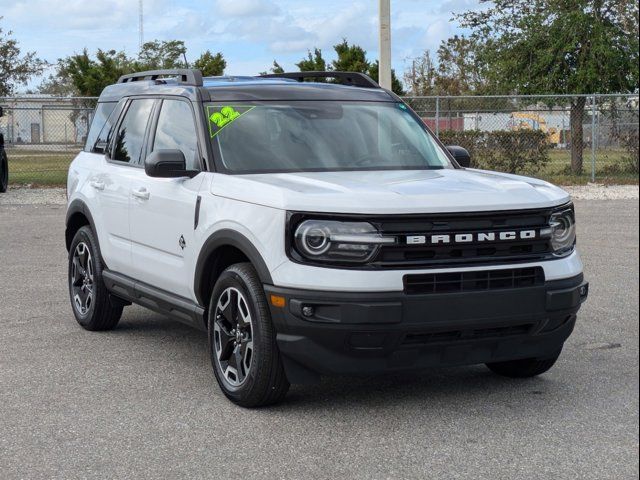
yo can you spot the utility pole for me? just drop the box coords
[378,0,392,90]
[139,0,144,53]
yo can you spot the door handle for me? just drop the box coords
[132,187,150,200]
[90,180,105,191]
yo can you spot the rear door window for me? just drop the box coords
[111,99,155,164]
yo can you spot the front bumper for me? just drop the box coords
[265,274,588,384]
[270,250,584,292]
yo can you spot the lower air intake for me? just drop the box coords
[403,267,544,295]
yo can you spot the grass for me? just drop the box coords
[4,146,638,187]
[6,149,73,186]
[536,149,640,185]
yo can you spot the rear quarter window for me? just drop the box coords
[84,102,117,153]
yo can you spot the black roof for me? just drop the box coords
[98,70,396,103]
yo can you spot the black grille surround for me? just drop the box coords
[287,204,573,269]
[375,208,554,268]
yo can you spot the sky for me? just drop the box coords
[0,0,479,86]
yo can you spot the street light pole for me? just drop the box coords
[379,0,392,90]
[139,0,144,53]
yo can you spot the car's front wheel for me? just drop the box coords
[208,263,289,407]
[68,226,123,331]
[486,350,562,378]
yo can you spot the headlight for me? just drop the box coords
[294,220,395,263]
[548,207,576,256]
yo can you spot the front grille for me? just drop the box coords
[403,267,545,295]
[373,208,555,268]
[402,323,534,346]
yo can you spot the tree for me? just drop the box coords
[57,49,134,97]
[296,48,327,72]
[403,38,490,96]
[459,0,640,174]
[193,51,226,76]
[271,61,285,74]
[331,40,404,95]
[331,40,369,73]
[403,50,438,95]
[50,39,201,97]
[436,36,490,95]
[259,60,284,76]
[368,61,404,95]
[136,40,187,70]
[37,73,76,96]
[0,17,46,96]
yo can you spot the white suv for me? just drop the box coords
[66,69,588,407]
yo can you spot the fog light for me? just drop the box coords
[580,285,589,298]
[302,306,315,317]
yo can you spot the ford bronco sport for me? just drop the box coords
[65,69,589,407]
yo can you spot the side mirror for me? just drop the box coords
[144,149,198,178]
[446,145,471,168]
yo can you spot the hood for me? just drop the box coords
[210,169,571,214]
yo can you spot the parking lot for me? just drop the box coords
[0,192,638,479]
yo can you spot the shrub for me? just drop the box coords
[439,129,552,175]
[437,130,484,168]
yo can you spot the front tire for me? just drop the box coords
[486,351,562,378]
[208,263,289,407]
[68,226,123,331]
[0,149,8,193]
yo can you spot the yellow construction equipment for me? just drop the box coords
[508,112,561,144]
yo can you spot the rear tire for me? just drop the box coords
[0,150,7,193]
[486,351,562,378]
[208,263,289,407]
[68,226,123,331]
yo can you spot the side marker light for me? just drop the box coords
[270,295,286,308]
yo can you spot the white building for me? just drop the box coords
[0,96,92,145]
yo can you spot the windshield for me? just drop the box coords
[206,101,452,173]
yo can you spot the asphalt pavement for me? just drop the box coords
[0,199,638,479]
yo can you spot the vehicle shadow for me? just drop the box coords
[111,311,562,411]
[278,369,557,412]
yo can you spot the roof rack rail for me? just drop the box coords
[117,69,203,87]
[259,71,379,88]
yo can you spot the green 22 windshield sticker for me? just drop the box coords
[206,105,255,138]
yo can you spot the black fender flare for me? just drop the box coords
[65,199,99,251]
[194,229,274,306]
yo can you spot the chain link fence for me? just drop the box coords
[1,94,638,186]
[404,93,639,183]
[0,97,97,186]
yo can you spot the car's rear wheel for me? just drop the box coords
[0,149,8,193]
[68,226,123,331]
[486,350,562,378]
[208,263,289,407]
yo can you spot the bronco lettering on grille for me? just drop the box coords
[405,230,537,245]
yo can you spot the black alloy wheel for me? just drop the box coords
[213,287,255,387]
